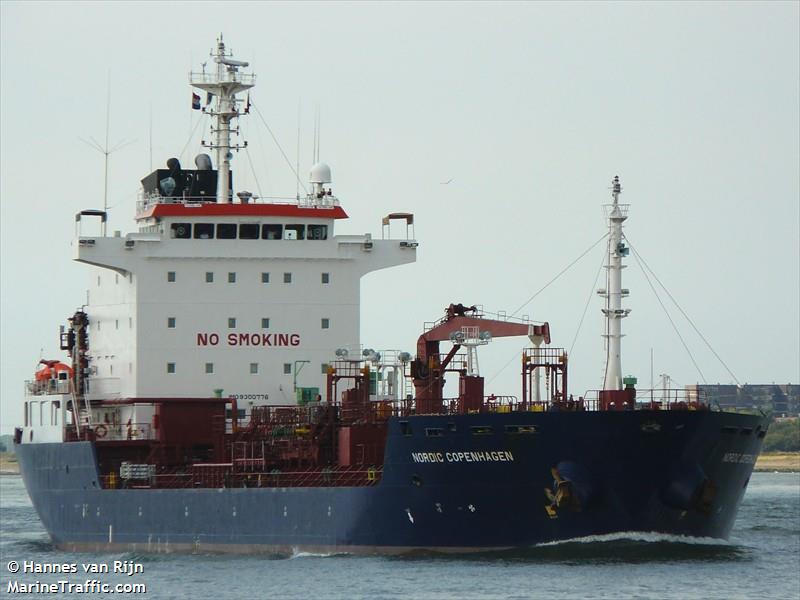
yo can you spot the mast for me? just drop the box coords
[189,35,255,203]
[600,175,631,390]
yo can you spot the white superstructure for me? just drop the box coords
[68,38,417,407]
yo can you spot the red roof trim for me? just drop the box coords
[137,203,348,220]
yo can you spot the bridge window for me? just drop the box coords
[205,363,214,374]
[321,363,330,374]
[167,317,176,328]
[167,271,176,282]
[239,224,260,240]
[321,273,330,284]
[283,363,291,375]
[284,224,305,240]
[194,223,214,239]
[167,363,176,374]
[228,318,236,329]
[283,273,292,284]
[217,223,237,239]
[228,272,236,283]
[308,224,328,240]
[261,272,270,283]
[205,272,214,283]
[250,363,259,374]
[262,224,283,240]
[321,318,330,329]
[170,223,191,239]
[261,318,270,329]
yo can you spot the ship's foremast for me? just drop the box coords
[189,36,255,204]
[600,176,631,390]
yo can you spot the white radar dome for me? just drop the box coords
[309,162,332,184]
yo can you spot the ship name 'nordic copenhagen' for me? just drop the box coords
[411,451,515,463]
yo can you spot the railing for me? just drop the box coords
[25,379,71,396]
[136,192,341,215]
[189,71,256,86]
[582,389,710,412]
[65,422,154,442]
[101,464,381,490]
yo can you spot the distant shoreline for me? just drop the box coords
[753,452,800,473]
[2,452,798,477]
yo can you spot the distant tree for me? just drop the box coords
[763,419,800,452]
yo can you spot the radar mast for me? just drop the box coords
[189,35,255,203]
[600,175,631,390]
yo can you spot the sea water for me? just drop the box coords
[1,472,798,600]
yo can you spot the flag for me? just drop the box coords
[192,93,201,110]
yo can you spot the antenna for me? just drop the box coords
[296,100,301,201]
[79,71,135,236]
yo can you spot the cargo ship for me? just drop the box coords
[14,38,769,554]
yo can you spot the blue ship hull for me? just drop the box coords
[16,410,767,554]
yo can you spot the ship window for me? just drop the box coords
[194,223,215,239]
[470,426,493,436]
[250,363,259,374]
[24,402,28,427]
[321,318,330,329]
[205,363,214,374]
[115,320,119,330]
[284,224,305,240]
[239,224,260,240]
[447,422,457,432]
[97,275,101,286]
[321,363,330,374]
[167,363,176,374]
[321,272,330,284]
[261,272,270,283]
[308,224,328,240]
[167,317,176,328]
[505,425,539,434]
[228,272,236,283]
[400,421,412,436]
[167,271,176,282]
[206,272,214,283]
[283,273,292,284]
[283,363,292,375]
[170,223,191,239]
[261,318,270,329]
[262,224,283,240]
[115,274,119,284]
[228,318,236,329]
[217,223,237,239]
[425,428,443,437]
[110,365,114,375]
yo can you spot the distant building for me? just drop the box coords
[685,384,799,417]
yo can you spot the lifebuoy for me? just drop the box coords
[95,425,108,439]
